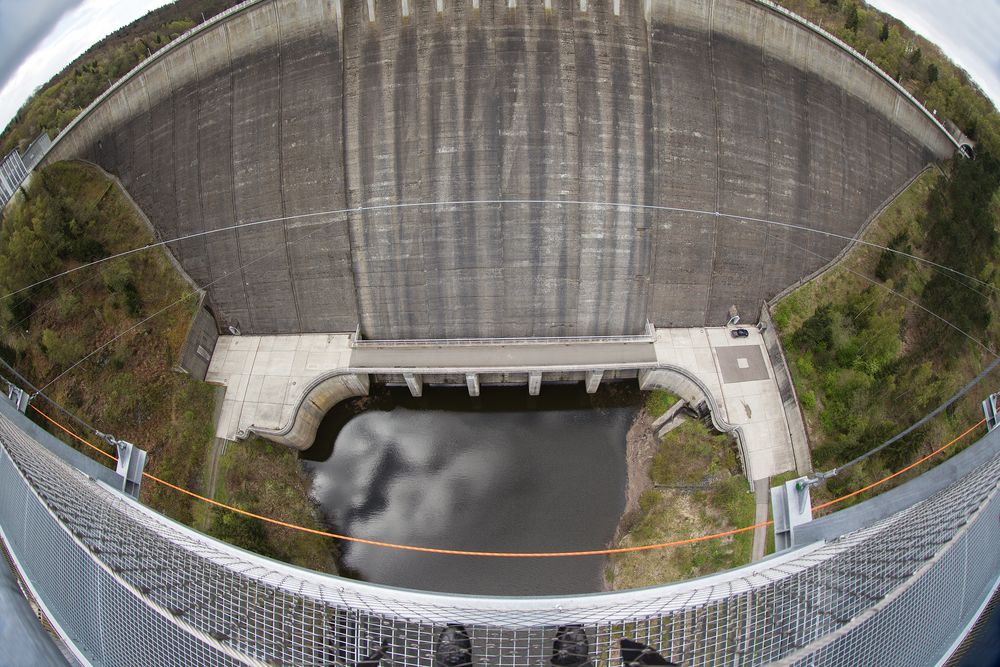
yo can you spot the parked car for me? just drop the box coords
[731,328,750,338]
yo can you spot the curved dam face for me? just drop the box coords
[45,0,955,339]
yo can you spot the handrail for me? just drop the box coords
[353,333,655,347]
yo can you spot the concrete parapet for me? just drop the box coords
[759,306,812,474]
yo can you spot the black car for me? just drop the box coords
[731,328,750,338]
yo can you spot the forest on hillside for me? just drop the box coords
[0,0,238,156]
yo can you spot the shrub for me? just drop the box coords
[800,389,816,411]
[54,288,80,321]
[101,260,142,317]
[793,305,834,352]
[40,328,84,368]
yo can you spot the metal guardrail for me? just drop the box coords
[353,334,655,348]
[0,386,997,665]
[353,321,657,347]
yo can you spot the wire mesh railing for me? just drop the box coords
[0,393,997,666]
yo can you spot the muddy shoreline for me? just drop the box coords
[602,402,661,590]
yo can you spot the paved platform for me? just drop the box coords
[206,329,796,479]
[651,328,795,479]
[206,334,354,441]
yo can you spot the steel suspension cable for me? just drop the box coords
[3,198,998,302]
[31,206,340,395]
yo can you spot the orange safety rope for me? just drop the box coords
[25,405,985,558]
[811,417,986,512]
[30,404,116,461]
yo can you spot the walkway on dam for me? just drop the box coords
[206,329,795,480]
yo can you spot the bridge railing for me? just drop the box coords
[0,387,997,666]
[351,323,657,348]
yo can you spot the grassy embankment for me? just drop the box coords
[0,161,335,573]
[773,159,1000,510]
[605,390,755,590]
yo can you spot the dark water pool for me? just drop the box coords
[301,385,637,595]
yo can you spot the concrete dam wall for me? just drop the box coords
[44,0,957,339]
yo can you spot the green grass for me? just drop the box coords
[645,390,678,419]
[607,420,754,589]
[774,162,1000,511]
[209,437,337,573]
[2,161,334,571]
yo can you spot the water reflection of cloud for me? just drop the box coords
[306,403,633,594]
[325,411,514,544]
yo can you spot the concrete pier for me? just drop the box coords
[528,372,542,397]
[466,372,480,397]
[403,373,423,397]
[585,370,604,394]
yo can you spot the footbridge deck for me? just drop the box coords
[0,386,997,666]
[205,328,798,480]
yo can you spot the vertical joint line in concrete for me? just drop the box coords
[162,52,181,250]
[367,0,376,24]
[755,11,773,313]
[704,0,723,324]
[339,0,365,336]
[401,0,410,19]
[642,0,657,310]
[224,22,255,333]
[839,86,850,238]
[273,4,304,331]
[189,41,217,297]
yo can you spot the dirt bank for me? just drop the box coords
[611,405,661,545]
